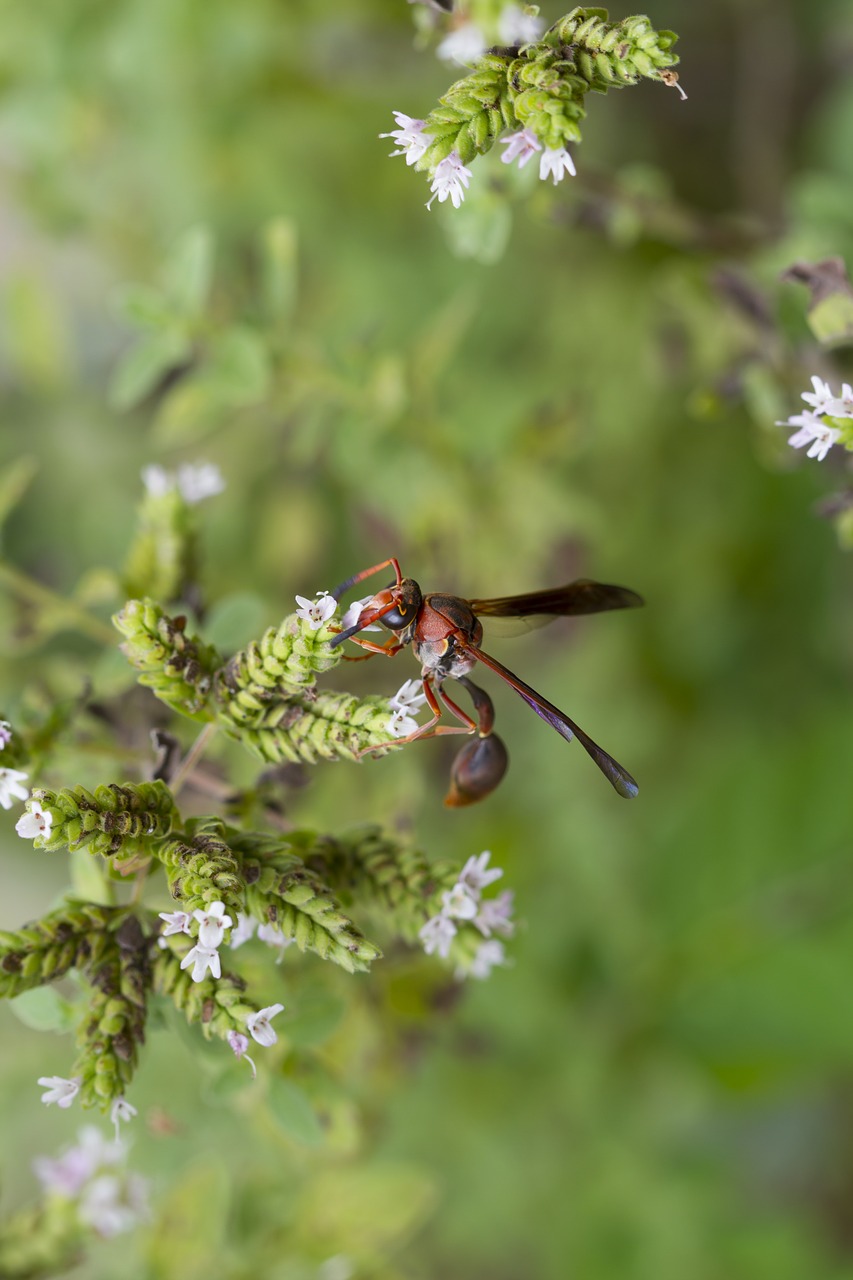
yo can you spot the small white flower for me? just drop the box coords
[246,1003,285,1047]
[38,1075,81,1109]
[426,151,473,211]
[386,709,422,739]
[340,597,383,632]
[475,889,516,938]
[466,939,507,980]
[228,912,257,949]
[142,462,225,504]
[192,900,233,949]
[141,464,172,497]
[459,850,503,892]
[256,922,293,955]
[16,799,52,841]
[539,147,577,184]
[0,767,29,810]
[0,720,12,748]
[441,882,479,920]
[801,376,838,416]
[110,1098,137,1141]
[158,910,192,937]
[33,1127,123,1198]
[180,944,221,983]
[834,383,853,417]
[419,914,457,959]
[379,112,431,166]
[34,1148,95,1198]
[294,591,337,631]
[78,1172,149,1238]
[499,127,542,170]
[780,411,841,461]
[227,1029,257,1078]
[389,678,428,711]
[498,4,545,44]
[436,22,487,66]
[803,426,841,461]
[176,462,225,504]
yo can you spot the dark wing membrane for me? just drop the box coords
[468,579,643,619]
[468,645,639,799]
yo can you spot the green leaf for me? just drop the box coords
[267,1076,325,1146]
[281,991,345,1049]
[144,1161,230,1280]
[809,293,853,346]
[110,329,192,410]
[0,455,38,533]
[204,592,272,651]
[5,274,72,387]
[294,1164,438,1255]
[10,986,77,1033]
[205,326,271,404]
[70,846,114,905]
[119,284,178,331]
[151,327,270,445]
[261,217,298,322]
[164,225,214,317]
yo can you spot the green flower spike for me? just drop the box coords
[113,598,221,721]
[0,902,124,998]
[229,830,382,973]
[156,816,245,916]
[22,780,177,857]
[411,7,680,182]
[123,482,200,607]
[71,914,150,1110]
[152,942,258,1041]
[0,1199,85,1280]
[214,606,343,728]
[228,690,405,766]
[302,826,460,943]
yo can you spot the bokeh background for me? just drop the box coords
[2,1,853,1276]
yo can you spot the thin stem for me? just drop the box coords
[0,560,116,645]
[170,723,218,797]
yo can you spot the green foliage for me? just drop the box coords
[420,8,679,167]
[113,600,221,721]
[29,781,178,858]
[1,1,853,1277]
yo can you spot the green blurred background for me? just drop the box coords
[2,0,853,1276]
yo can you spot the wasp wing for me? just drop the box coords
[465,644,639,799]
[468,579,643,619]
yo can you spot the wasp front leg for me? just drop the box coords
[339,635,404,662]
[354,674,476,759]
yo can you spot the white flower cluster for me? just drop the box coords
[380,112,577,213]
[229,911,293,961]
[158,902,286,1070]
[436,5,544,66]
[386,677,428,739]
[38,1078,137,1141]
[0,718,31,812]
[419,851,515,980]
[295,589,337,630]
[776,376,853,462]
[33,1125,149,1239]
[15,796,50,837]
[295,589,386,636]
[141,461,225,504]
[160,900,233,982]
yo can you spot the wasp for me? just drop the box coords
[328,558,642,805]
